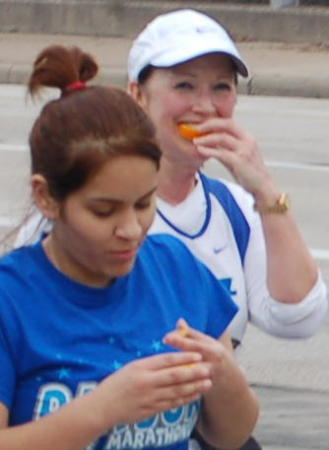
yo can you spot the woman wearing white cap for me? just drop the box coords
[127,8,328,450]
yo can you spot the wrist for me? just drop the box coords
[254,192,290,214]
[86,388,117,435]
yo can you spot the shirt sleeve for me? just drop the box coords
[233,186,328,339]
[203,264,239,339]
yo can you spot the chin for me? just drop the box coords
[106,260,136,280]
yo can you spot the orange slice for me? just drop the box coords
[177,323,196,368]
[178,123,204,141]
[177,322,189,337]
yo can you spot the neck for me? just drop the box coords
[157,158,198,205]
[43,234,112,288]
[43,234,65,273]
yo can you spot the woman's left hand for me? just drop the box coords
[163,318,233,380]
[163,319,259,449]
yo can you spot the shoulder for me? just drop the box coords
[141,233,224,286]
[142,233,199,265]
[200,172,259,227]
[141,234,238,336]
[201,173,253,208]
[0,244,41,292]
[144,233,190,252]
[0,246,32,273]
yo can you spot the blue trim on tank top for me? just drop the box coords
[156,172,250,264]
[156,173,211,239]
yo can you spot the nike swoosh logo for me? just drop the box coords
[213,245,227,254]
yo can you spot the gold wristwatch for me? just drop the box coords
[254,193,289,214]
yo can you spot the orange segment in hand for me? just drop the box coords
[177,322,189,337]
[178,123,205,141]
[176,322,197,368]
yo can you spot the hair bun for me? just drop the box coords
[28,45,98,96]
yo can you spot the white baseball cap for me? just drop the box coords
[128,9,249,82]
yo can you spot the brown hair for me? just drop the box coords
[29,45,161,201]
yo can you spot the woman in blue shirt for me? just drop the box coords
[0,44,258,449]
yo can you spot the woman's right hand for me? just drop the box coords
[93,351,212,428]
[193,117,279,204]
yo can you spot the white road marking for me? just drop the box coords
[0,143,28,152]
[267,160,329,172]
[2,144,329,174]
[0,217,19,227]
[311,249,329,262]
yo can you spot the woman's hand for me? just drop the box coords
[93,349,212,429]
[164,319,259,449]
[193,118,280,204]
[163,318,233,380]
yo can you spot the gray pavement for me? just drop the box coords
[251,383,329,450]
[1,4,329,448]
[1,32,329,99]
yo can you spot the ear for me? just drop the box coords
[127,81,148,110]
[31,174,60,220]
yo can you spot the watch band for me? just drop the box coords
[254,192,289,214]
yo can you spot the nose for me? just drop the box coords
[191,89,217,116]
[114,208,143,241]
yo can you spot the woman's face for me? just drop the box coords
[47,155,158,287]
[133,53,237,167]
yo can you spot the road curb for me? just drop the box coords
[247,74,329,98]
[3,65,329,99]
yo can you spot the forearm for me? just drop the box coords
[261,210,318,303]
[197,347,259,448]
[0,391,109,450]
[249,176,317,303]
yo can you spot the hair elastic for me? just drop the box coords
[65,81,86,91]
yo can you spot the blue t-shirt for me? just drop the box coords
[0,234,237,449]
